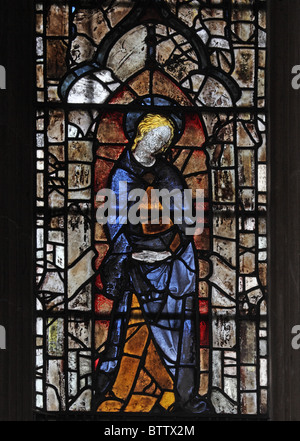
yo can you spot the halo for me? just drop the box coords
[124,96,185,144]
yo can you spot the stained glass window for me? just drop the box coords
[35,0,268,418]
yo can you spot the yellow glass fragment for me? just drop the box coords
[112,356,140,400]
[124,325,149,357]
[159,391,175,410]
[97,400,123,412]
[98,294,174,413]
[124,395,158,413]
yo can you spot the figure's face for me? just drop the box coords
[138,126,172,156]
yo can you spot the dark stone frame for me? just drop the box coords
[0,0,299,421]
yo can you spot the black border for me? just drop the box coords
[1,0,300,422]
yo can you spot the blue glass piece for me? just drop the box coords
[100,360,118,373]
[180,319,193,363]
[153,97,172,106]
[74,64,95,78]
[169,261,196,297]
[113,233,132,254]
[145,263,170,291]
[150,325,180,364]
[60,73,76,98]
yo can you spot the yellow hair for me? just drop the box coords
[131,114,175,153]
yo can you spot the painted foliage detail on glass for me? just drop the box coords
[35,0,268,416]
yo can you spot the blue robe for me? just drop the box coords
[94,149,206,412]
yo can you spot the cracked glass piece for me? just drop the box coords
[107,25,148,82]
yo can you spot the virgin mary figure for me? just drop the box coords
[94,113,210,414]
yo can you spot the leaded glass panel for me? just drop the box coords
[35,0,268,418]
